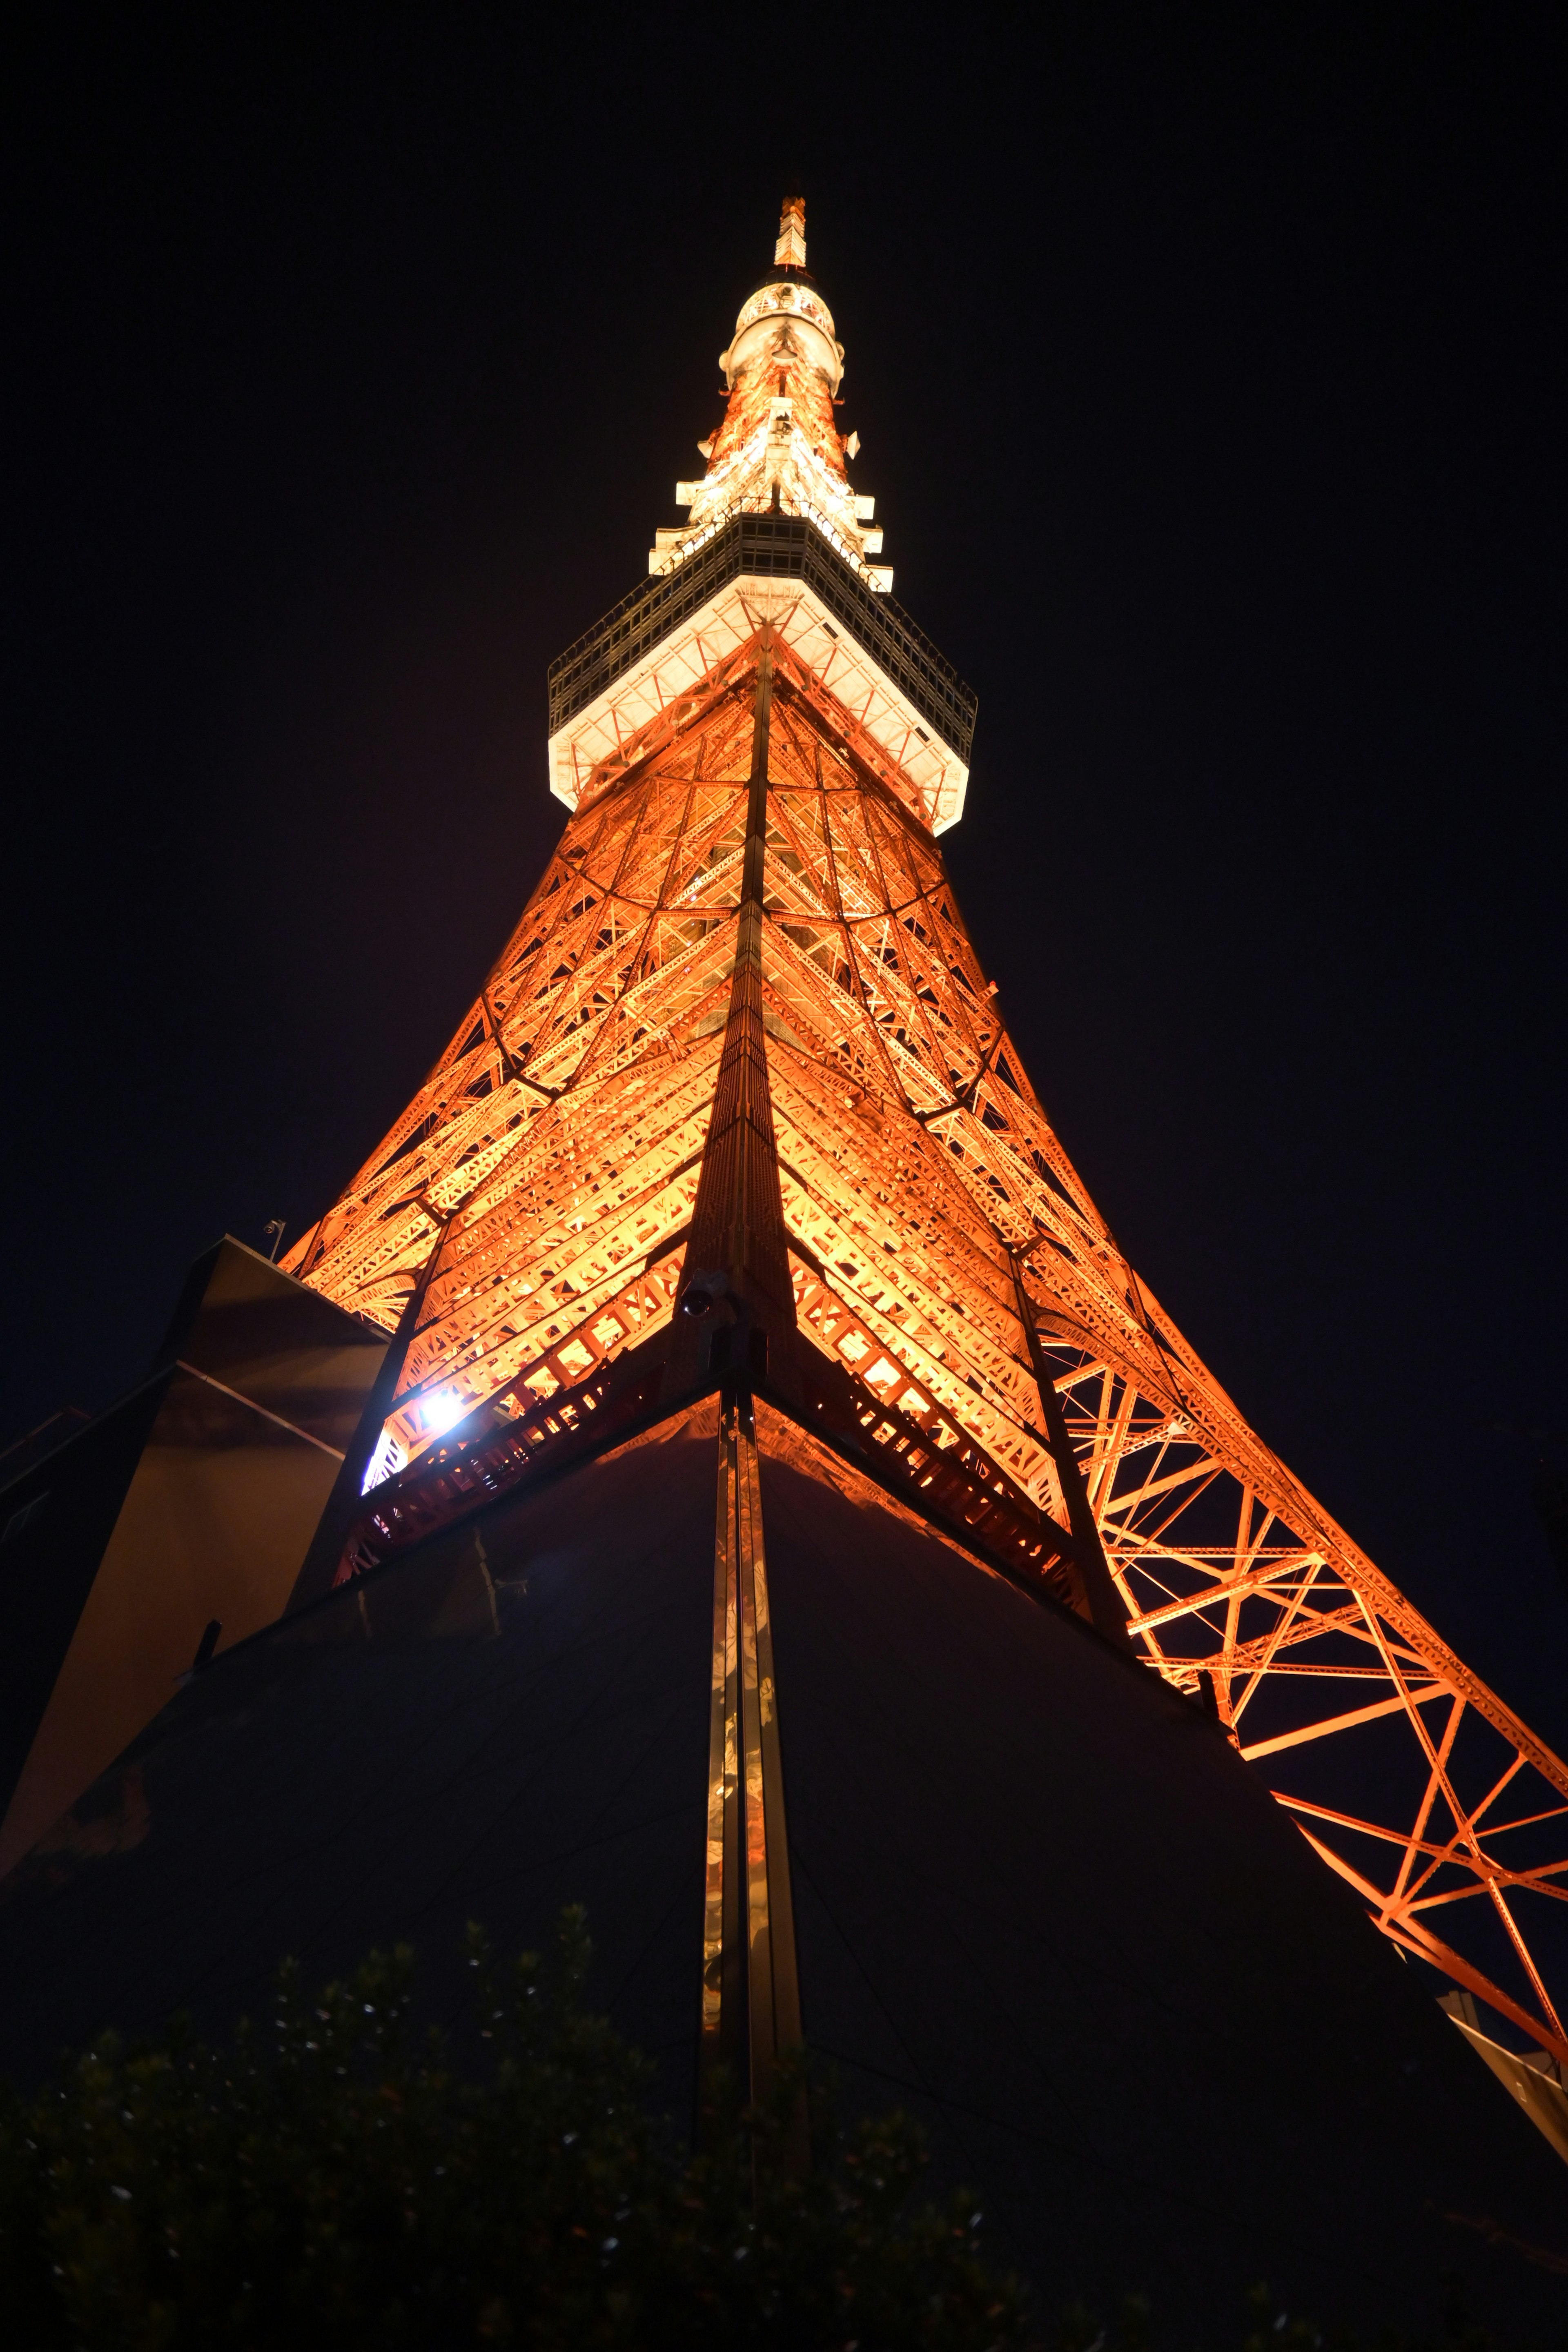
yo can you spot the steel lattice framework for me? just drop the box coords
[282,203,1568,2067]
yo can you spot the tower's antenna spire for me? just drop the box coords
[774,193,807,271]
[648,192,891,592]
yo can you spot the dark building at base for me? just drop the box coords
[3,1400,1566,2339]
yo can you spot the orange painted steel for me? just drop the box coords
[283,210,1568,2063]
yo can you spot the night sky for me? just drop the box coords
[5,13,1566,1747]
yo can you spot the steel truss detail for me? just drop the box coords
[1044,1349,1568,2058]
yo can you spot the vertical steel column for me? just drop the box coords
[679,637,797,1340]
[700,1392,804,2129]
[734,1394,801,2096]
[673,634,804,2145]
[702,1410,745,2084]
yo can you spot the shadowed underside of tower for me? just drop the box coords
[4,200,1568,2336]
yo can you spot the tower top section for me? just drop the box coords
[546,201,976,835]
[649,200,887,595]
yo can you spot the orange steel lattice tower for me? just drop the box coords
[282,201,1568,2076]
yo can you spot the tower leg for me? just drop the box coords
[702,1404,745,2092]
[700,1389,805,2169]
[1010,1250,1131,1648]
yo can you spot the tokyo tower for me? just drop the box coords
[7,198,1566,2327]
[275,199,1568,2082]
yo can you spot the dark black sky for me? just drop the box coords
[4,10,1565,1739]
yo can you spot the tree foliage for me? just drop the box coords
[0,1910,1028,2349]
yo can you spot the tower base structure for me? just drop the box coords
[1,1374,1565,2341]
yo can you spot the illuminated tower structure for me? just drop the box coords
[7,203,1568,2329]
[281,198,1568,2079]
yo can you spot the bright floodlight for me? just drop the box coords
[423,1389,468,1438]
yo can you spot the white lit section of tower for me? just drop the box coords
[649,198,889,592]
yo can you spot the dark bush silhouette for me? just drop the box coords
[0,1909,1028,2348]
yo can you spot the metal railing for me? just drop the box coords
[547,513,978,764]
